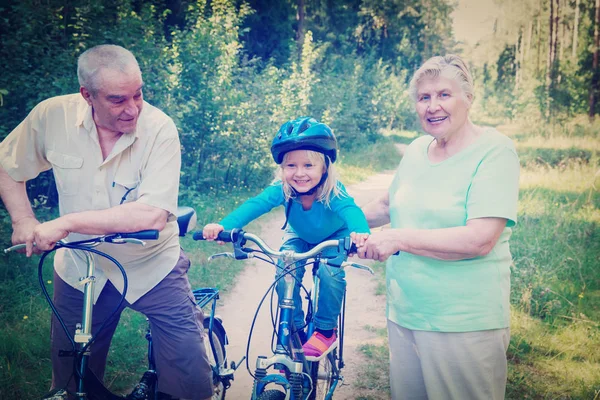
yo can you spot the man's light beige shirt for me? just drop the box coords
[0,94,181,303]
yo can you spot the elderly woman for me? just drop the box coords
[353,54,520,400]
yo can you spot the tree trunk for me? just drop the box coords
[546,0,555,118]
[589,0,600,117]
[297,0,305,62]
[516,30,523,91]
[536,0,543,75]
[559,0,566,63]
[572,0,580,59]
[554,0,561,83]
[526,19,533,61]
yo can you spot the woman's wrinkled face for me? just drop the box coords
[415,76,470,140]
[281,150,325,194]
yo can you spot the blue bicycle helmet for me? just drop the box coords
[271,117,337,164]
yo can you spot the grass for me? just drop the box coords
[352,117,600,399]
[337,136,405,184]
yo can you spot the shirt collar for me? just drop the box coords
[75,98,94,132]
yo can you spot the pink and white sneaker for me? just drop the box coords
[302,331,338,361]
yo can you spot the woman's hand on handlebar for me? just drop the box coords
[202,223,226,243]
[353,230,400,262]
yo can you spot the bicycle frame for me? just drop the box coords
[252,255,344,400]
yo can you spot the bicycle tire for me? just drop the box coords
[203,318,227,400]
[256,389,287,400]
[309,351,335,400]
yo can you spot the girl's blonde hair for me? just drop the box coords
[274,150,343,208]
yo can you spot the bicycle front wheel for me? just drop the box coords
[203,319,227,400]
[256,389,286,400]
[309,351,335,400]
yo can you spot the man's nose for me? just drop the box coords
[123,99,139,116]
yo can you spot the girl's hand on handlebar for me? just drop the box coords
[202,223,225,243]
[350,232,369,247]
[350,232,370,250]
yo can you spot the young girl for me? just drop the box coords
[203,116,370,360]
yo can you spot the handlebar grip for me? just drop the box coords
[348,243,400,256]
[193,229,236,242]
[192,231,205,240]
[118,230,159,240]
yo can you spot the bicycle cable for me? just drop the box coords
[243,254,320,380]
[37,243,129,387]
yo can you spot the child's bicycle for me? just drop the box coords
[193,228,373,400]
[3,207,239,400]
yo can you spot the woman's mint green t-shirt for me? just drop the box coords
[387,128,520,332]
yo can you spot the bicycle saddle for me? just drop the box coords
[176,206,197,236]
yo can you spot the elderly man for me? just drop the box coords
[0,44,212,399]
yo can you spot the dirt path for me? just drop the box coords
[217,171,396,400]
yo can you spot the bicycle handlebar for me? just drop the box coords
[3,230,160,254]
[194,228,374,274]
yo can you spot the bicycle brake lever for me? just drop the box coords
[208,252,235,261]
[346,262,375,275]
[208,251,253,261]
[4,244,26,253]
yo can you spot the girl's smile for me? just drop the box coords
[282,150,325,194]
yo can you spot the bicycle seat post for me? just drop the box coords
[76,251,96,344]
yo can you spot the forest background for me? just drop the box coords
[0,0,599,398]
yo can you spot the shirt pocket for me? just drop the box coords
[46,150,84,196]
[111,177,141,205]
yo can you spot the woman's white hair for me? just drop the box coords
[408,54,474,104]
[77,44,141,95]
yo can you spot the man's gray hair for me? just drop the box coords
[408,54,474,104]
[77,44,141,95]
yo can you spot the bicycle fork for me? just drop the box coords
[252,261,306,399]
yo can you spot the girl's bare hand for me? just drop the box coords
[202,223,225,242]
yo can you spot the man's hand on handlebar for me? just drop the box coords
[11,216,41,257]
[32,219,70,254]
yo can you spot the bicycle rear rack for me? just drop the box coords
[193,287,220,308]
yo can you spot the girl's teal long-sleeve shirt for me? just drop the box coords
[220,181,370,244]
